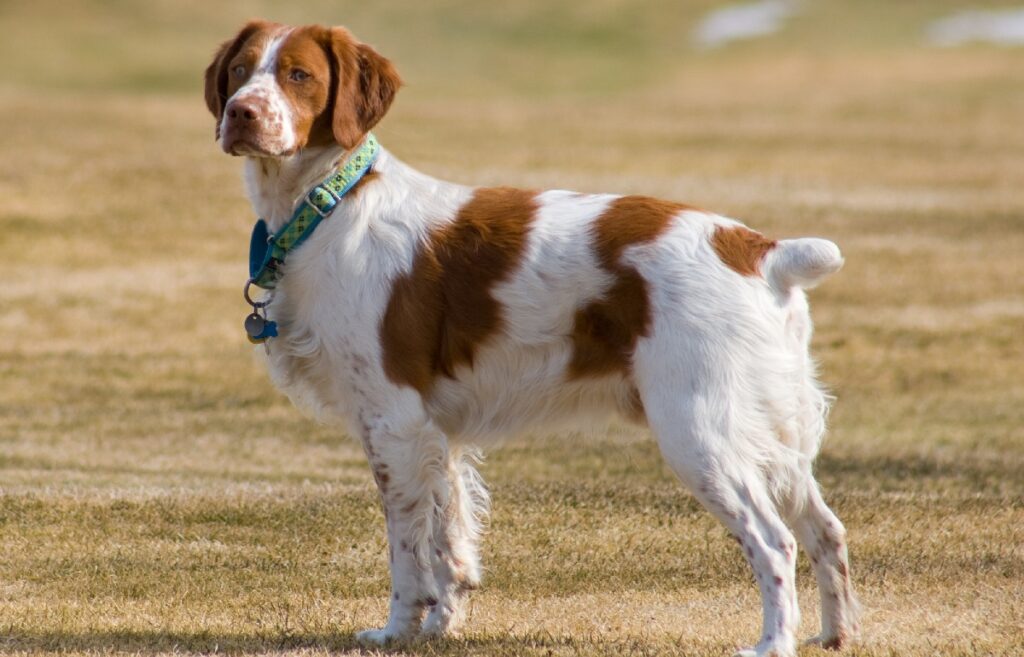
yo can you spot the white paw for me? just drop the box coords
[803,633,849,650]
[355,628,398,645]
[419,614,447,637]
[733,642,795,657]
[421,603,465,638]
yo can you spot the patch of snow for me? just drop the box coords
[693,0,800,50]
[926,8,1024,46]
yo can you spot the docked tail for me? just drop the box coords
[763,238,843,292]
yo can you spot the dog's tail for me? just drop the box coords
[756,237,843,496]
[763,238,844,293]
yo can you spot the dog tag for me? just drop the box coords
[244,312,266,338]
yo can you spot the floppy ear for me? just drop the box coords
[204,20,272,136]
[324,28,402,149]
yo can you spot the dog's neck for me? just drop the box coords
[242,145,348,233]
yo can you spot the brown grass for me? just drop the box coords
[1,1,1022,656]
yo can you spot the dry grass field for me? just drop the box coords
[1,1,1023,655]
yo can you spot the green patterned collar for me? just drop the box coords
[247,133,379,291]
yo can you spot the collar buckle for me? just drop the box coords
[306,187,334,218]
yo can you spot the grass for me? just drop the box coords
[1,1,1023,655]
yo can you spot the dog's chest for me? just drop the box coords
[260,233,397,419]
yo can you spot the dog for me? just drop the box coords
[205,20,859,657]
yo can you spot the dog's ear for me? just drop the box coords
[204,20,273,136]
[323,28,402,149]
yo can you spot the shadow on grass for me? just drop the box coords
[0,629,361,654]
[0,629,690,656]
[815,452,1024,497]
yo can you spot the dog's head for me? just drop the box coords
[204,20,401,157]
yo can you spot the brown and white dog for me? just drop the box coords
[205,20,859,657]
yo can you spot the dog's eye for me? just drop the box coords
[232,65,246,78]
[289,68,310,82]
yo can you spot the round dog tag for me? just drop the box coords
[244,312,266,338]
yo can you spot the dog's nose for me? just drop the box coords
[226,101,259,122]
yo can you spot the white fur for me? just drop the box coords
[226,49,857,656]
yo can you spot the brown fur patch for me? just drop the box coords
[380,187,538,394]
[711,225,776,277]
[273,27,335,149]
[568,196,688,379]
[315,27,402,149]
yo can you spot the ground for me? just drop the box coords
[1,1,1022,656]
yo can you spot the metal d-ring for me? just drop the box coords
[243,278,269,309]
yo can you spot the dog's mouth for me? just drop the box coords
[221,127,283,157]
[225,138,271,157]
[224,137,298,159]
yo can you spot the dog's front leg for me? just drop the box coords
[356,409,451,645]
[421,448,488,636]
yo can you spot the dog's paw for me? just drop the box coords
[356,628,401,646]
[803,633,851,650]
[419,614,450,638]
[732,640,795,657]
[420,601,466,638]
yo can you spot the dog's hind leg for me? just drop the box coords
[356,408,452,644]
[421,447,489,636]
[785,474,860,649]
[651,420,801,655]
[637,356,800,657]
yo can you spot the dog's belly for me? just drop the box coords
[424,338,641,443]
